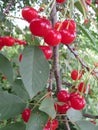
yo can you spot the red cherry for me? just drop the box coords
[56,0,65,3]
[19,53,23,62]
[39,45,53,60]
[15,39,27,45]
[38,7,44,12]
[70,92,86,110]
[30,17,52,37]
[22,6,38,22]
[0,37,4,50]
[60,30,76,45]
[84,19,89,24]
[43,119,58,130]
[2,36,15,46]
[55,103,70,114]
[85,0,92,5]
[22,108,31,123]
[44,29,61,46]
[78,82,86,93]
[60,20,76,32]
[96,0,98,4]
[90,120,96,124]
[54,21,62,30]
[71,70,82,80]
[57,90,70,102]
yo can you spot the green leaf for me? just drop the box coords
[74,1,84,14]
[0,122,26,130]
[0,12,5,22]
[77,23,96,46]
[12,79,30,101]
[0,54,13,83]
[26,109,48,130]
[76,120,96,130]
[0,92,26,120]
[94,126,98,130]
[66,108,82,122]
[39,97,56,119]
[19,46,49,99]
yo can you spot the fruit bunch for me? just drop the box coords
[0,36,26,50]
[21,6,76,61]
[43,119,58,130]
[56,89,86,112]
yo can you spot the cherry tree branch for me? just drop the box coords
[64,117,71,130]
[48,68,54,91]
[62,80,72,87]
[4,0,14,14]
[49,2,61,92]
[83,113,98,119]
[66,45,90,71]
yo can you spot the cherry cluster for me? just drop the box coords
[22,108,59,130]
[22,6,76,60]
[0,36,26,50]
[43,119,58,130]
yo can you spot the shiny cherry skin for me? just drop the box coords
[2,36,15,46]
[71,70,82,80]
[44,29,61,46]
[70,92,86,110]
[56,0,65,3]
[30,17,52,37]
[22,6,38,22]
[15,39,27,45]
[19,53,23,62]
[0,37,4,50]
[57,90,70,102]
[22,108,31,123]
[78,82,86,93]
[54,21,62,30]
[55,103,70,114]
[60,20,76,32]
[39,45,53,60]
[43,119,58,130]
[60,30,76,45]
[85,0,92,5]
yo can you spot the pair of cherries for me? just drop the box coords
[56,89,86,113]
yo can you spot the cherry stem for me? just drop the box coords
[79,0,88,19]
[49,1,61,92]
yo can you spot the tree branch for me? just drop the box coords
[62,80,72,87]
[48,69,54,91]
[83,113,98,119]
[50,2,61,92]
[66,45,90,71]
[64,117,71,130]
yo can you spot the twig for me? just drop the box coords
[62,80,72,87]
[64,117,71,130]
[4,0,14,14]
[83,113,98,119]
[50,2,61,92]
[66,45,90,71]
